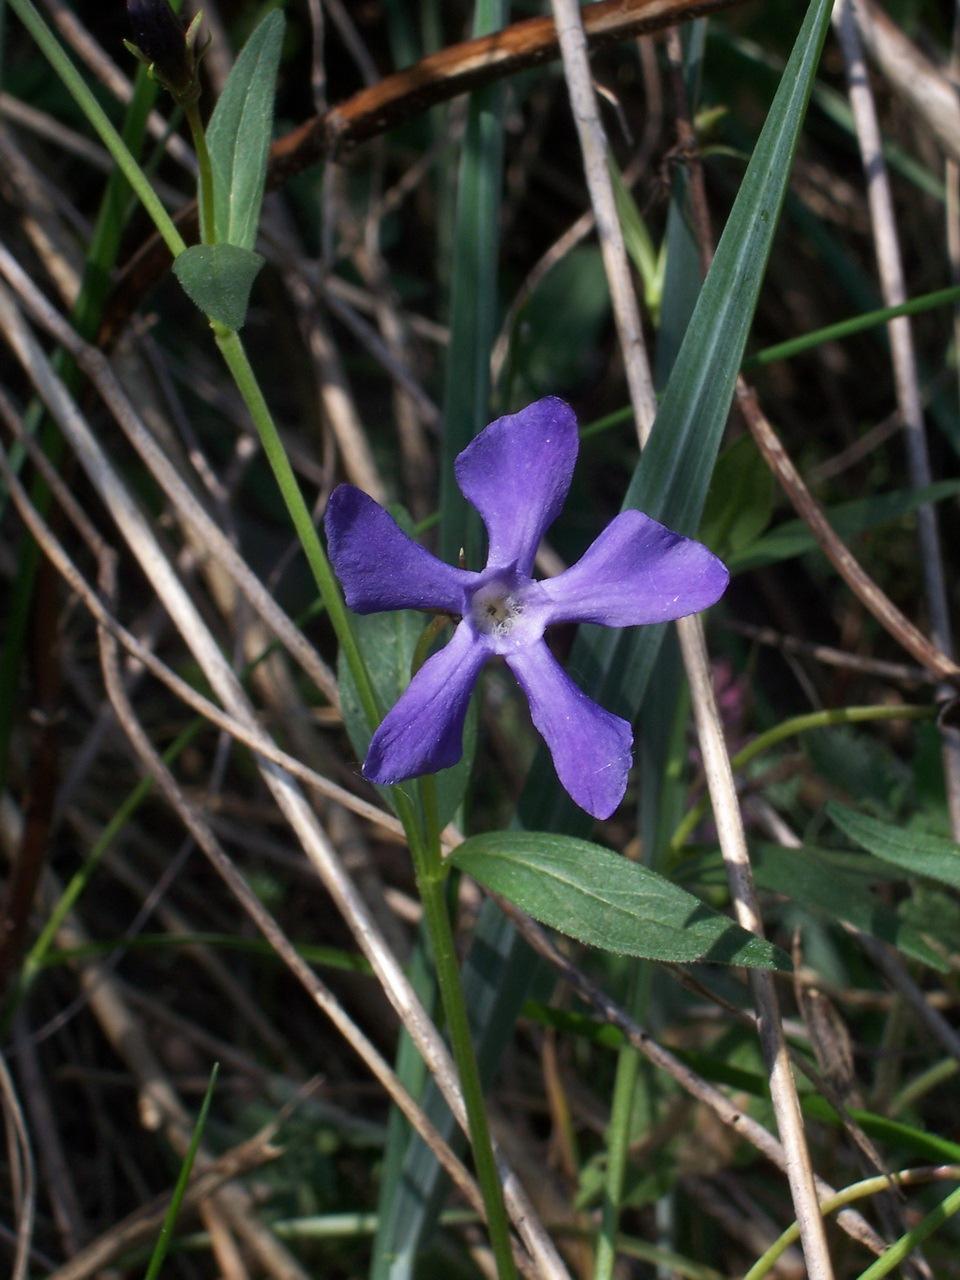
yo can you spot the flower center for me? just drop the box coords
[464,570,550,655]
[470,581,524,638]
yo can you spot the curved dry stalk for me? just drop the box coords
[736,384,960,685]
[548,2,834,1274]
[0,429,405,845]
[495,897,887,1259]
[0,1049,35,1280]
[832,0,960,839]
[0,243,340,711]
[0,282,570,1280]
[95,621,540,1280]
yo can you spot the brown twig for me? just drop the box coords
[45,1118,286,1280]
[100,0,745,349]
[493,896,887,1259]
[735,384,960,685]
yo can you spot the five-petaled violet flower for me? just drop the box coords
[324,397,729,819]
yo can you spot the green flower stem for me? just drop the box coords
[212,324,381,729]
[8,0,186,260]
[214,322,514,1272]
[746,281,960,368]
[743,1167,960,1280]
[184,101,217,245]
[890,1057,958,1117]
[409,831,518,1280]
[855,1182,960,1280]
[669,702,935,856]
[594,1010,641,1280]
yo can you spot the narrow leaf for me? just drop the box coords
[827,801,960,890]
[752,842,948,971]
[143,1063,219,1280]
[453,832,788,969]
[205,10,285,250]
[172,243,264,330]
[729,478,960,573]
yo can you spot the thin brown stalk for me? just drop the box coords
[736,385,960,684]
[496,898,886,1259]
[0,1049,35,1280]
[549,2,834,1273]
[833,0,960,838]
[727,620,932,685]
[0,281,569,1280]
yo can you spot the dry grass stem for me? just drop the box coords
[0,280,568,1280]
[833,0,960,840]
[549,2,834,1273]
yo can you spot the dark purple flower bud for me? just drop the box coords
[125,0,201,103]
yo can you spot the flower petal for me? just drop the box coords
[364,621,488,783]
[455,397,578,574]
[541,510,729,627]
[325,485,474,614]
[507,641,632,819]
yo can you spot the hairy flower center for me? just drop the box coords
[470,582,524,637]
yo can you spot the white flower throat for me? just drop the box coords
[470,581,525,638]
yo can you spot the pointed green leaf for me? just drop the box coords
[752,842,948,971]
[205,10,284,250]
[700,434,775,558]
[453,832,788,969]
[172,242,264,329]
[729,478,960,573]
[827,801,960,891]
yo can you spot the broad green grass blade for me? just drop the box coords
[143,1063,219,1280]
[380,0,834,1266]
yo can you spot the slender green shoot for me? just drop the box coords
[669,703,935,855]
[8,0,186,258]
[143,1063,220,1280]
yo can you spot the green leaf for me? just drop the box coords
[143,1063,219,1280]
[729,478,960,573]
[205,9,285,251]
[336,605,475,831]
[452,832,788,969]
[699,435,775,558]
[511,246,610,397]
[804,726,909,814]
[609,158,664,320]
[172,243,264,330]
[752,842,948,971]
[827,801,960,890]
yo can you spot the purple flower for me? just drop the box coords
[324,397,728,819]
